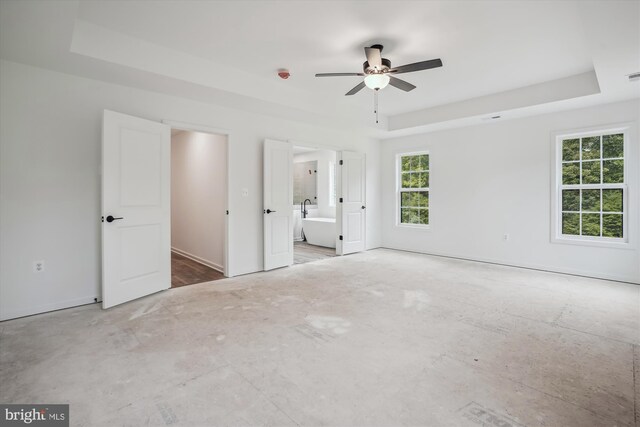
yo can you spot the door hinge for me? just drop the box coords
[339,197,343,203]
[339,235,343,240]
[339,160,343,165]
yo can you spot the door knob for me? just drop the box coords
[265,209,276,214]
[361,206,366,209]
[106,215,124,223]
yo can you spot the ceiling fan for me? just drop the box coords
[315,44,442,122]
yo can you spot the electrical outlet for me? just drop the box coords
[503,234,510,241]
[33,260,44,273]
[242,188,249,197]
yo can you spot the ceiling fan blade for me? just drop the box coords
[315,72,365,77]
[389,58,443,74]
[345,81,366,96]
[388,76,416,92]
[364,47,382,68]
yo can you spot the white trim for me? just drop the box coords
[171,247,224,273]
[162,120,231,137]
[328,161,336,207]
[0,296,98,322]
[288,138,343,153]
[550,123,634,248]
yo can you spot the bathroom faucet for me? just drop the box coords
[302,199,312,218]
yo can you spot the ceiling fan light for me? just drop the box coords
[364,74,390,90]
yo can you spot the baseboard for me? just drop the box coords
[171,247,224,273]
[0,296,98,322]
[380,245,640,285]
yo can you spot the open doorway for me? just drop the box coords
[170,128,227,287]
[292,145,338,264]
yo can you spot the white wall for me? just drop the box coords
[381,99,640,283]
[171,130,226,271]
[0,59,382,320]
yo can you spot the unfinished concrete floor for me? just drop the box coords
[1,249,638,426]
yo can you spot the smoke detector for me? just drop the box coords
[278,69,290,79]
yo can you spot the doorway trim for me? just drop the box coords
[162,119,232,277]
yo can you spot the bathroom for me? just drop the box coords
[293,146,338,263]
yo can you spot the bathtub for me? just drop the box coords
[302,217,336,248]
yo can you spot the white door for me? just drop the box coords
[102,110,171,308]
[337,151,366,255]
[263,139,293,270]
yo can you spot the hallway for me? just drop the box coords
[171,252,224,288]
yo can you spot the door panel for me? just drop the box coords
[119,129,162,206]
[263,139,293,270]
[102,110,171,308]
[338,151,366,255]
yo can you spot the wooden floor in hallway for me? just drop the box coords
[294,241,337,264]
[171,251,225,288]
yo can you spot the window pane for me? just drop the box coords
[401,207,423,224]
[562,162,580,185]
[581,161,601,184]
[401,172,411,188]
[422,154,429,170]
[562,189,580,211]
[410,191,421,206]
[603,159,624,183]
[602,189,623,212]
[562,139,580,161]
[406,173,415,188]
[602,214,623,238]
[400,208,412,224]
[603,134,623,158]
[401,192,412,207]
[420,209,429,225]
[581,213,600,236]
[581,189,600,212]
[417,191,429,208]
[409,209,421,224]
[401,156,412,172]
[581,136,600,160]
[416,172,427,188]
[414,155,427,171]
[562,213,580,235]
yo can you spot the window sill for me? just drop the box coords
[396,223,431,230]
[551,235,633,250]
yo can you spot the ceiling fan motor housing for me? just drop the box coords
[364,58,391,74]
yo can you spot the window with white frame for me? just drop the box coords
[557,130,626,241]
[398,152,429,226]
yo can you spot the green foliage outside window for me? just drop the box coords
[400,154,429,226]
[560,133,625,239]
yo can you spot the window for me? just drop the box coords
[398,152,429,226]
[556,129,627,243]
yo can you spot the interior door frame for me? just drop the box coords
[289,140,343,255]
[162,119,232,277]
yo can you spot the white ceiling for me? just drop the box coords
[1,0,638,135]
